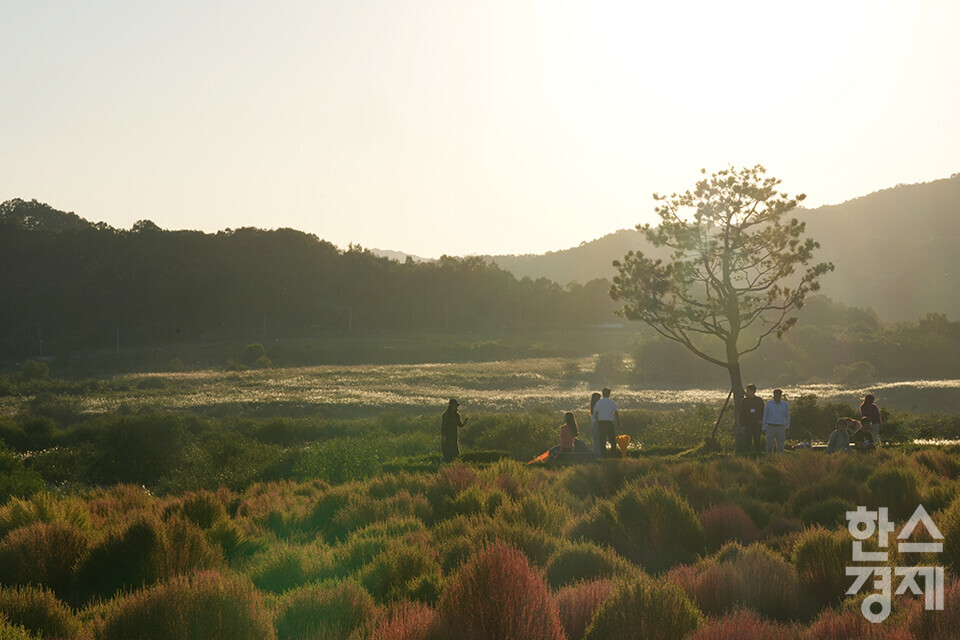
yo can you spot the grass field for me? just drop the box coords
[4,359,960,638]
[5,356,960,420]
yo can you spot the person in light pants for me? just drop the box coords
[762,389,790,454]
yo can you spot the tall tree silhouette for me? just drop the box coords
[610,165,834,433]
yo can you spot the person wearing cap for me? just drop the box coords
[762,389,790,454]
[441,398,469,461]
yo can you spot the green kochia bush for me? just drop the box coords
[274,579,376,640]
[866,465,921,521]
[98,570,275,640]
[582,576,702,640]
[544,541,636,588]
[0,585,83,640]
[791,527,850,608]
[572,485,706,573]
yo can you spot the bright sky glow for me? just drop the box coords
[2,0,958,257]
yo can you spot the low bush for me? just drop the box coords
[905,576,960,640]
[938,495,960,574]
[370,600,435,640]
[544,541,635,588]
[433,542,564,640]
[699,504,760,550]
[804,605,915,639]
[246,541,335,594]
[611,484,707,572]
[582,576,702,640]
[554,579,613,640]
[98,570,275,640]
[799,497,855,529]
[274,579,376,640]
[0,585,83,640]
[866,466,921,521]
[0,522,88,596]
[359,540,442,605]
[791,527,850,608]
[75,517,164,602]
[670,543,810,622]
[685,609,802,640]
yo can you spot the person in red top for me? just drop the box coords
[560,411,578,451]
[860,394,882,446]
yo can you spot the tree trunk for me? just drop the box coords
[726,358,745,437]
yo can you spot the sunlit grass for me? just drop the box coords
[5,357,959,419]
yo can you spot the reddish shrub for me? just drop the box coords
[431,464,477,502]
[905,577,960,640]
[371,600,435,640]
[670,544,810,622]
[0,522,88,595]
[582,576,702,640]
[554,579,613,640]
[699,504,760,550]
[685,609,802,640]
[156,516,224,579]
[805,606,915,640]
[98,571,274,640]
[434,542,564,640]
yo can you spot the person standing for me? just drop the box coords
[589,392,602,455]
[592,387,622,457]
[762,389,790,454]
[739,384,765,453]
[441,398,468,462]
[860,394,882,446]
[560,411,578,452]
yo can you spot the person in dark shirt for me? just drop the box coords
[739,384,765,453]
[441,399,468,461]
[860,394,882,447]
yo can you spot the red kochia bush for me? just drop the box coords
[685,609,802,640]
[371,600,435,640]
[699,504,760,550]
[553,579,613,640]
[433,542,564,640]
[804,606,915,640]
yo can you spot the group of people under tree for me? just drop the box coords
[441,387,883,462]
[739,386,883,454]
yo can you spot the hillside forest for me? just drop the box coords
[2,189,960,388]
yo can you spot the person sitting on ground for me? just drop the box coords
[853,417,875,451]
[827,418,854,453]
[560,411,578,452]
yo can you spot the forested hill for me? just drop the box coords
[480,174,960,322]
[0,199,615,362]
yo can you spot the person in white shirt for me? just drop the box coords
[762,389,790,454]
[592,387,622,457]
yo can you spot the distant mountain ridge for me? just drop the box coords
[8,174,959,323]
[475,175,960,322]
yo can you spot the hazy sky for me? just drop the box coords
[2,1,958,258]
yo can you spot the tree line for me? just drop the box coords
[0,199,617,363]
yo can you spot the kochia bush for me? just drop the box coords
[433,542,564,640]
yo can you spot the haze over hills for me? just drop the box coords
[467,174,960,323]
